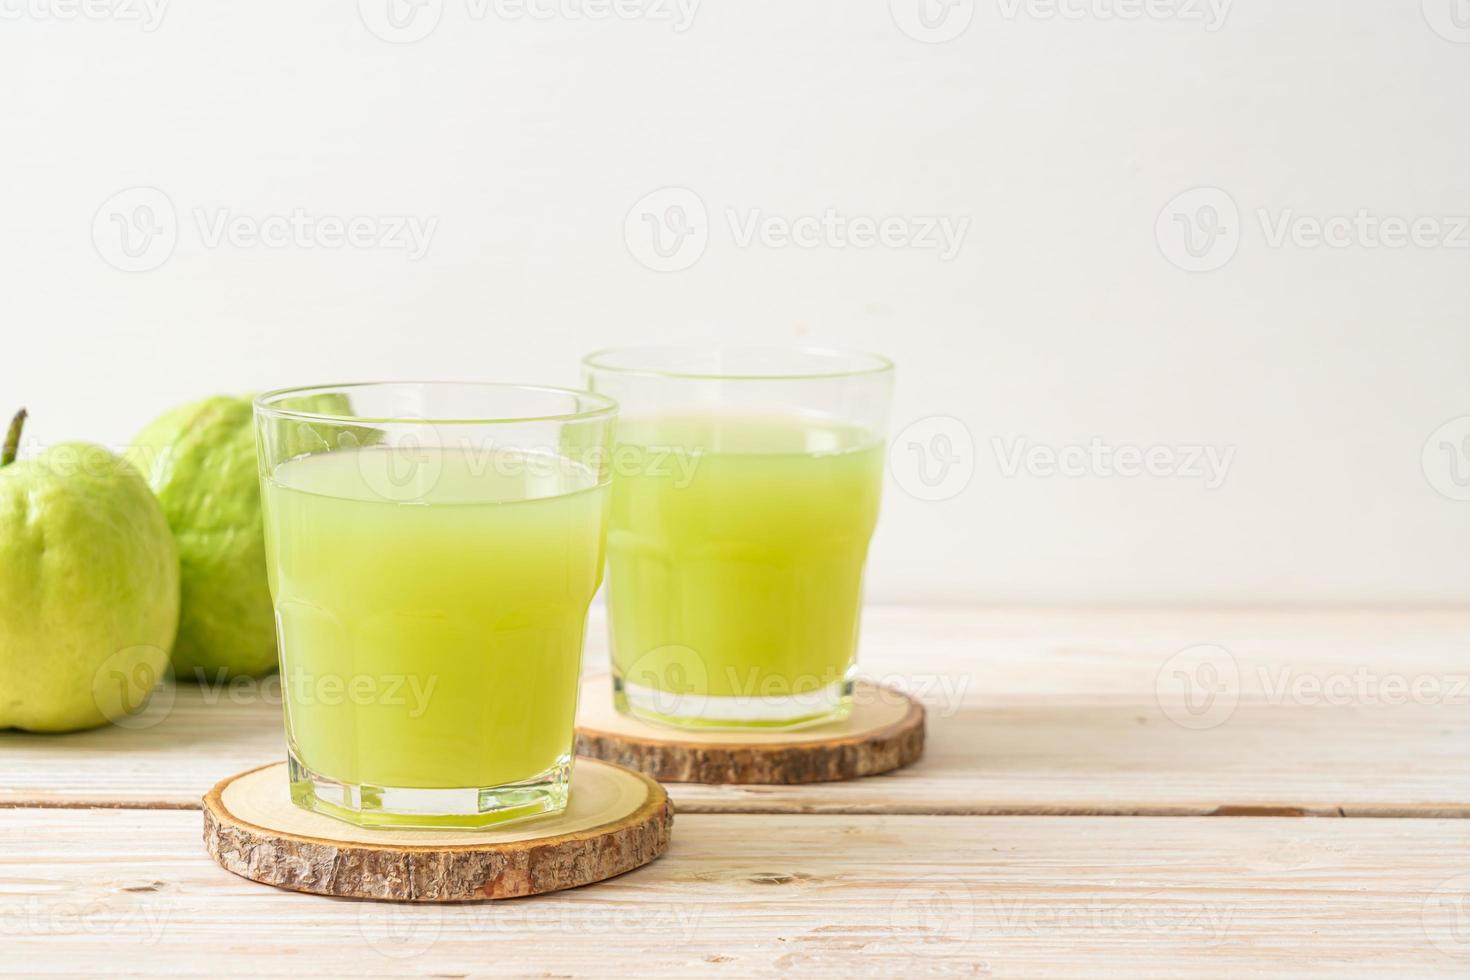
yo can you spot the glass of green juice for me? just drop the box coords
[253,382,616,829]
[583,348,893,730]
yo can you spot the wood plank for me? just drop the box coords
[3,607,1468,816]
[4,808,1467,977]
[574,676,926,783]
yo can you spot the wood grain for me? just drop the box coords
[4,607,1468,816]
[6,808,1468,976]
[574,675,925,783]
[202,760,672,901]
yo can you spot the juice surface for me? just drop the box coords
[607,413,884,701]
[261,447,606,789]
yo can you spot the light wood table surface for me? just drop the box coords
[4,607,1467,976]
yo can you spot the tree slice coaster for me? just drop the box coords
[202,758,672,902]
[574,675,925,784]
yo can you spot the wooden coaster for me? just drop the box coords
[202,758,672,902]
[574,675,925,784]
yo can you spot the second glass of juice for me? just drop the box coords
[583,348,893,729]
[254,382,616,829]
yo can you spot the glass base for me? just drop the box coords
[613,674,854,731]
[287,751,572,830]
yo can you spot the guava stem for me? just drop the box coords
[1,409,26,468]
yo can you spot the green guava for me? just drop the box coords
[0,412,180,732]
[130,391,365,681]
[131,395,277,680]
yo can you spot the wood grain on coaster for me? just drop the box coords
[202,758,672,902]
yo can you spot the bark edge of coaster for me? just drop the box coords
[574,675,925,784]
[202,757,672,902]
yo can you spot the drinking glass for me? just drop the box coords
[254,382,616,829]
[583,348,893,729]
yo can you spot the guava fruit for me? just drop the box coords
[0,411,180,732]
[131,391,365,680]
[131,395,277,680]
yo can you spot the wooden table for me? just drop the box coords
[5,607,1468,976]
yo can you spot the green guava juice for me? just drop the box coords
[260,447,606,793]
[606,414,884,726]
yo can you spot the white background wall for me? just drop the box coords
[4,0,1468,605]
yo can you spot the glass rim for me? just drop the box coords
[253,381,619,426]
[581,346,894,382]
